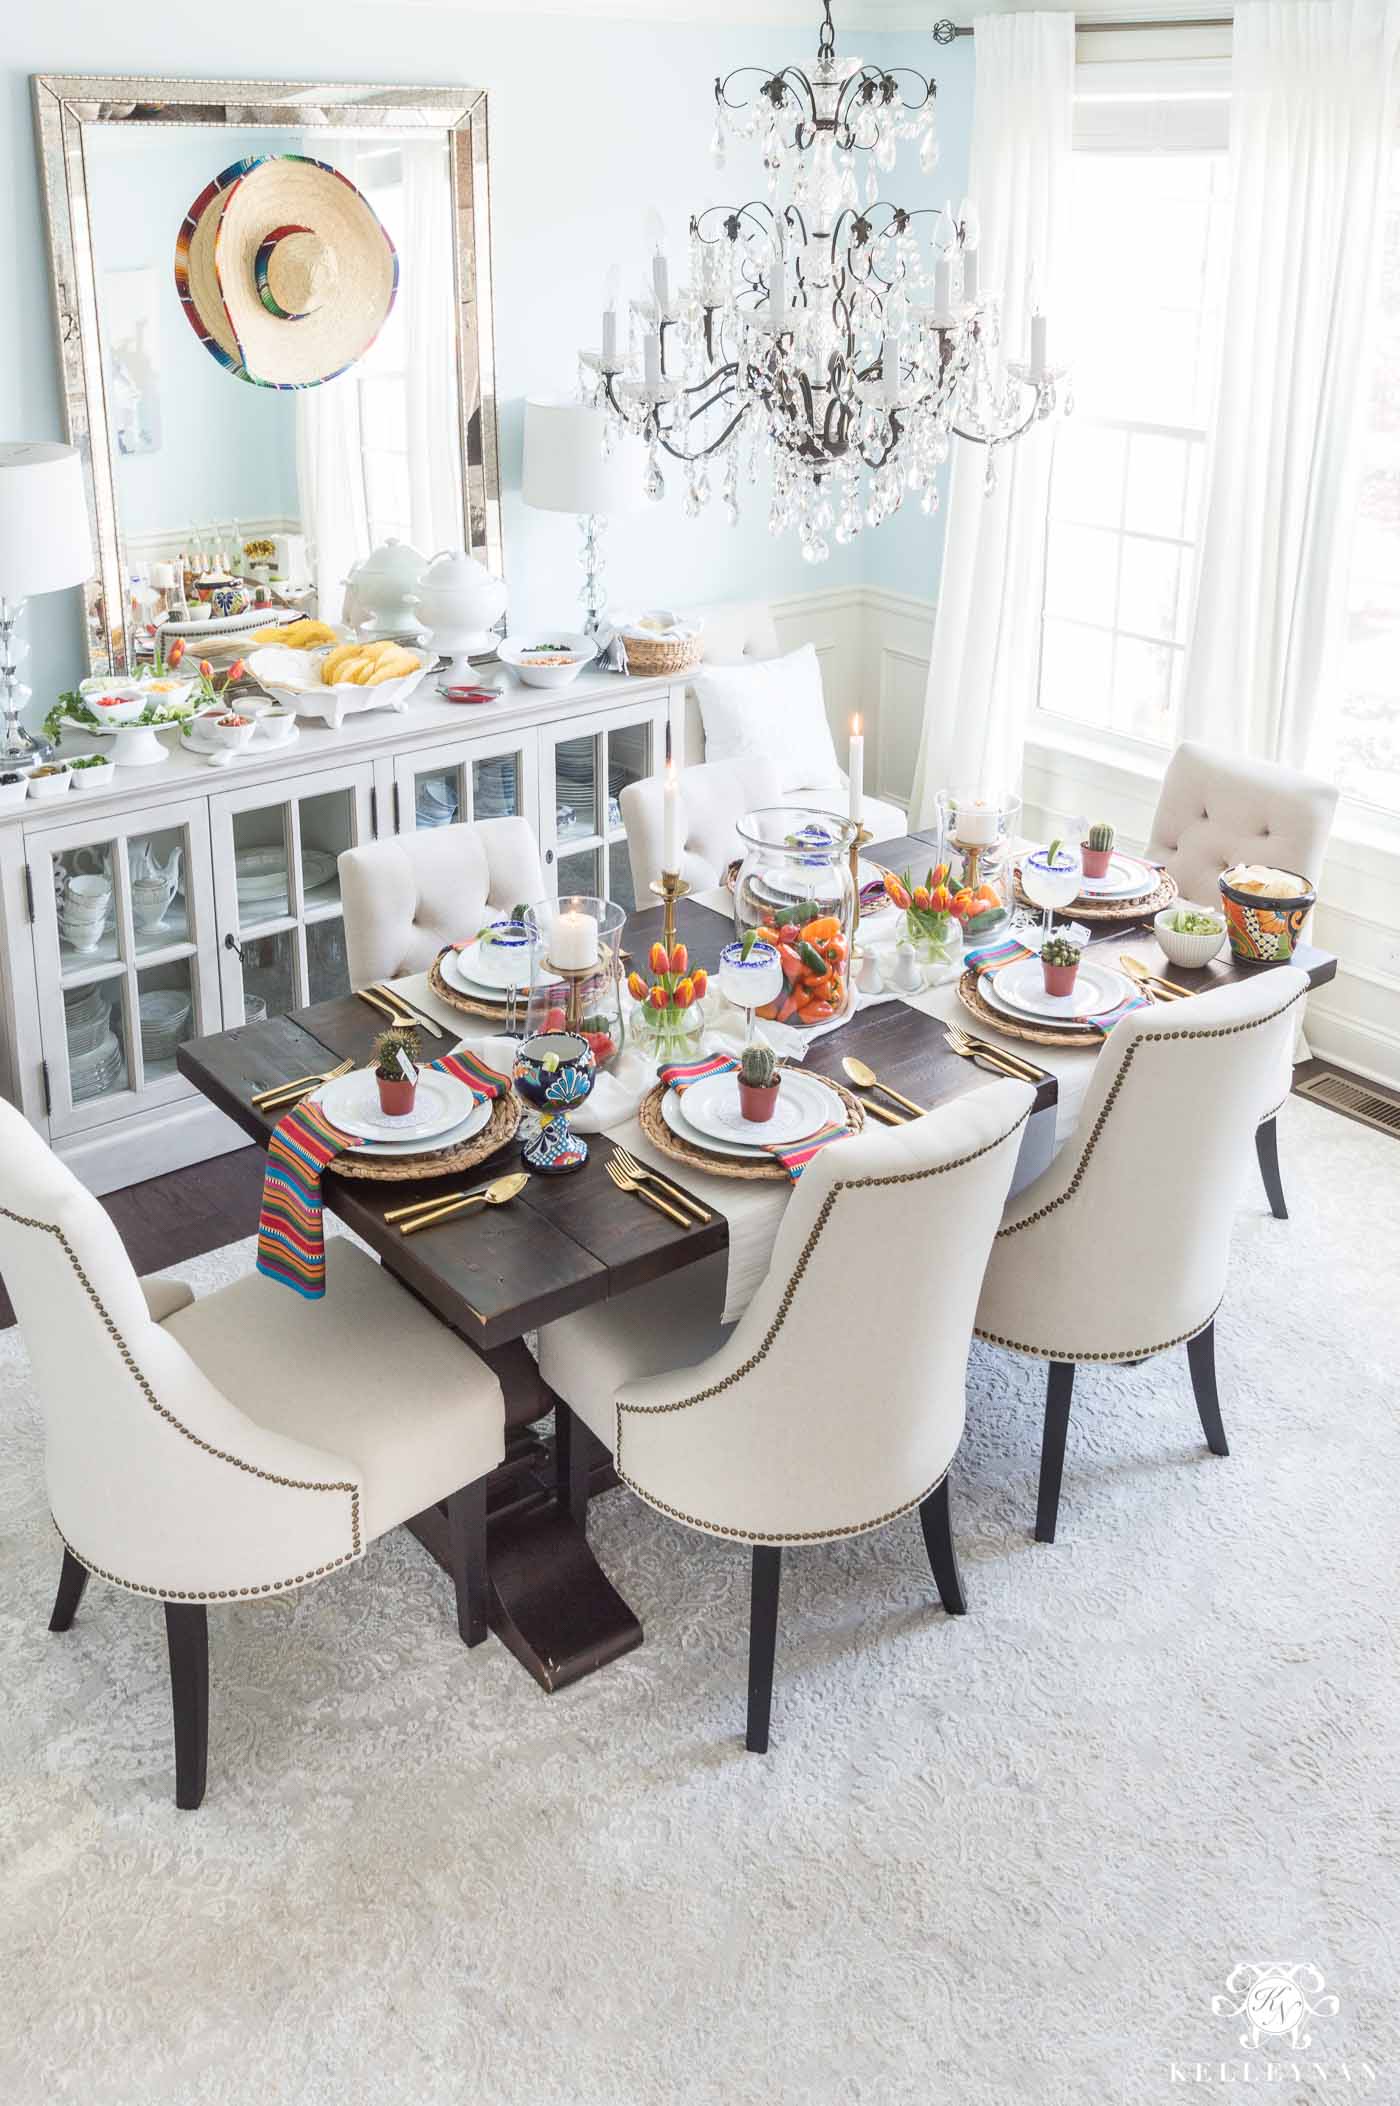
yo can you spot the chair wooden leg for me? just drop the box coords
[1187,1321,1229,1457]
[1036,1361,1076,1544]
[446,1480,490,1647]
[48,1549,89,1632]
[745,1546,782,1755]
[164,1603,209,1812]
[918,1477,967,1615]
[554,1398,590,1533]
[1256,1114,1288,1220]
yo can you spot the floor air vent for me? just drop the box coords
[1296,1070,1400,1140]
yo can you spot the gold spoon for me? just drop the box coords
[840,1054,926,1119]
[395,1171,530,1235]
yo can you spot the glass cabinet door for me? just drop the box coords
[210,765,373,1023]
[538,700,670,912]
[26,798,220,1137]
[392,729,536,837]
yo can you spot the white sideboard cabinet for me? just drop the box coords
[0,668,679,1193]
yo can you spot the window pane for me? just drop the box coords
[472,752,521,820]
[1051,424,1125,528]
[555,735,599,842]
[1118,538,1181,644]
[1124,433,1193,540]
[1040,620,1113,730]
[1046,525,1119,627]
[1113,636,1179,744]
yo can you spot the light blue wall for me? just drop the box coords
[2,9,971,709]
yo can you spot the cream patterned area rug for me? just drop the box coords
[1,1096,1398,2106]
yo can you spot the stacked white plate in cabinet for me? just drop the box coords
[139,989,191,1062]
[660,1068,847,1160]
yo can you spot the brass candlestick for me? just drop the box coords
[849,825,873,921]
[649,869,691,957]
[545,958,596,1033]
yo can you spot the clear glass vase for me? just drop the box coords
[523,896,626,1071]
[933,789,1021,945]
[732,807,859,1032]
[902,910,964,982]
[627,995,705,1067]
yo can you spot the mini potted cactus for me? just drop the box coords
[1081,820,1115,881]
[1040,935,1082,999]
[373,1024,422,1116]
[737,1041,782,1123]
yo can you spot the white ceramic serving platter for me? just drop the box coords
[661,1070,848,1160]
[157,606,292,640]
[452,932,536,991]
[316,1090,492,1160]
[985,955,1136,1026]
[1075,853,1160,900]
[317,1068,479,1144]
[245,644,429,728]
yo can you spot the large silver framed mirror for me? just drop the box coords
[32,75,501,677]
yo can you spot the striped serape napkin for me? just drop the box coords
[658,1051,851,1179]
[1086,992,1152,1036]
[964,935,1036,977]
[256,1048,511,1299]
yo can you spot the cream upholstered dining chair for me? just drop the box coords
[974,967,1309,1545]
[0,1101,504,1809]
[619,753,782,898]
[338,815,544,990]
[538,1079,1034,1753]
[1146,740,1338,1222]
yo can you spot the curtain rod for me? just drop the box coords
[934,16,1231,35]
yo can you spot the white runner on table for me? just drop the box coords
[382,912,1158,1325]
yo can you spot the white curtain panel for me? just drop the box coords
[909,10,1075,828]
[1181,0,1400,771]
[296,372,369,628]
[401,139,465,558]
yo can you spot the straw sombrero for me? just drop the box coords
[175,154,398,391]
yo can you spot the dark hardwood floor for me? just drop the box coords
[0,1147,267,1331]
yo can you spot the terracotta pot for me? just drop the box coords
[738,1076,782,1124]
[376,1073,418,1116]
[1041,960,1080,999]
[1081,843,1113,880]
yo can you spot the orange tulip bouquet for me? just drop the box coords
[882,864,968,974]
[626,940,710,1061]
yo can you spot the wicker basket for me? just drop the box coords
[621,630,703,678]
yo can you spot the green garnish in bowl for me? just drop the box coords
[1170,908,1223,935]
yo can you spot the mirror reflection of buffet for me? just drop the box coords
[33,76,503,680]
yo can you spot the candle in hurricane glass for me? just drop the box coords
[552,907,599,971]
[955,794,999,847]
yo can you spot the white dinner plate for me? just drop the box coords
[985,955,1136,1026]
[439,945,539,1002]
[317,1067,479,1143]
[660,1071,848,1160]
[452,930,537,991]
[1075,853,1159,900]
[343,1095,492,1159]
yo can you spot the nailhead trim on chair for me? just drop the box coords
[1,1203,362,1591]
[973,1298,1222,1366]
[993,987,1308,1241]
[51,1519,363,1604]
[611,1107,1031,1538]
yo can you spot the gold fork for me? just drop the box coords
[252,1056,354,1111]
[945,1025,1045,1084]
[605,1156,690,1226]
[610,1144,710,1222]
[1120,956,1191,1000]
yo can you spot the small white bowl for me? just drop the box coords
[254,706,297,744]
[1154,902,1227,969]
[498,632,597,690]
[0,769,31,812]
[203,710,258,752]
[27,763,73,801]
[67,754,118,794]
[81,686,146,726]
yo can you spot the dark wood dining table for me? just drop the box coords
[177,827,1337,1694]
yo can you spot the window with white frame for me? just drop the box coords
[1334,136,1400,816]
[1035,62,1231,749]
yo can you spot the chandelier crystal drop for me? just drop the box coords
[580,1,1067,559]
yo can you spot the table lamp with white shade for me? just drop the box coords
[521,400,643,636]
[0,442,93,764]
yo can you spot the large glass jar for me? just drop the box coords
[733,807,859,1031]
[523,896,625,1071]
[933,790,1021,946]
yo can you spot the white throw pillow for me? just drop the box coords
[691,642,843,794]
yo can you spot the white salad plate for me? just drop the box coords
[316,1068,480,1144]
[985,956,1136,1025]
[316,1092,492,1159]
[439,946,539,1001]
[1075,853,1160,900]
[662,1069,847,1159]
[452,931,536,991]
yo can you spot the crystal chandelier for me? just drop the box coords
[580,2,1067,563]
